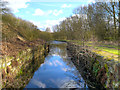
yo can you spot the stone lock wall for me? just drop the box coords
[1,44,49,88]
[67,42,120,88]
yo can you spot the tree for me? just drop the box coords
[0,1,11,14]
[53,1,119,42]
[45,27,51,32]
[118,1,120,39]
[99,1,119,31]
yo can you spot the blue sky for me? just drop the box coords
[4,0,95,31]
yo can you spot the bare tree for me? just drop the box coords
[0,1,11,14]
[46,27,51,32]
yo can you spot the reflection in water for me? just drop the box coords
[25,41,88,88]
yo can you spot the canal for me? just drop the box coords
[25,41,88,88]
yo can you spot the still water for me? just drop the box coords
[25,41,88,88]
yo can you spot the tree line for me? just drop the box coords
[53,1,119,42]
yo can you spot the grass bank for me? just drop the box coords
[59,40,119,62]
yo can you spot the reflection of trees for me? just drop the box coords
[49,43,67,58]
[49,43,75,69]
[49,41,87,88]
[49,42,77,69]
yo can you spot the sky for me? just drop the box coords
[3,0,96,31]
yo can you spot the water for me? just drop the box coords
[25,41,88,88]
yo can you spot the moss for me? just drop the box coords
[27,48,31,52]
[18,51,23,57]
[17,58,20,61]
[9,56,14,60]
[93,61,101,76]
[112,81,119,88]
[16,68,23,78]
[26,55,31,60]
[5,57,11,62]
[11,60,18,67]
[104,64,108,73]
[2,43,49,88]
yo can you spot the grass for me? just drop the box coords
[99,44,119,49]
[94,46,119,55]
[92,49,118,61]
[63,40,119,61]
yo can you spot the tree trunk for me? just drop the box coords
[119,1,120,31]
[112,2,116,30]
[118,1,120,43]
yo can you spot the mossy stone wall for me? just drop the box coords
[67,42,120,88]
[1,44,49,88]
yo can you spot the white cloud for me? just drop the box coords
[33,9,45,16]
[45,17,66,29]
[88,0,95,3]
[47,10,53,15]
[61,4,71,8]
[30,0,98,2]
[33,9,63,16]
[32,79,46,88]
[62,68,67,72]
[26,11,30,14]
[3,0,31,13]
[72,14,87,19]
[48,62,53,66]
[29,20,45,30]
[52,10,63,16]
[30,17,66,32]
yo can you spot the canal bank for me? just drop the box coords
[67,42,120,88]
[1,42,49,88]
